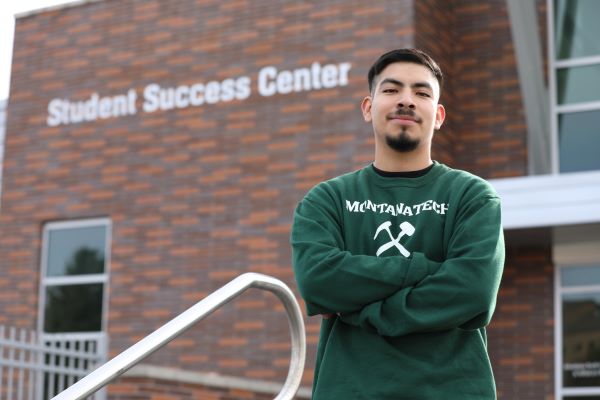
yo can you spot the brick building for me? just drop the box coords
[1,0,600,399]
[0,99,5,203]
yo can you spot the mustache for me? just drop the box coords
[387,109,422,122]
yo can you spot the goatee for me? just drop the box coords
[386,130,419,153]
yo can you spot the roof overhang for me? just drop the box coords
[15,0,103,19]
[490,171,600,230]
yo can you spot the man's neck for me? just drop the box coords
[374,147,432,173]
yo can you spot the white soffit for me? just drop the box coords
[15,0,104,19]
[489,171,600,230]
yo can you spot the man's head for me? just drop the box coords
[367,48,444,98]
[361,48,446,160]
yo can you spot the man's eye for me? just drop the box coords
[417,92,431,97]
[383,88,397,93]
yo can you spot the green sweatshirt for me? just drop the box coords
[291,162,504,400]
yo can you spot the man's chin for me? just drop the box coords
[385,133,419,153]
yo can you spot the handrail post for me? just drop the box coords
[51,273,306,400]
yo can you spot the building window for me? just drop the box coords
[39,219,111,334]
[550,0,600,173]
[557,265,600,399]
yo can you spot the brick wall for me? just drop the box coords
[1,0,420,390]
[414,0,458,168]
[451,0,529,179]
[1,0,555,398]
[107,377,276,400]
[489,233,555,400]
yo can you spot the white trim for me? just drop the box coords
[38,222,51,334]
[490,170,600,230]
[123,364,313,399]
[547,0,559,174]
[15,0,104,19]
[102,220,112,334]
[555,265,562,400]
[560,285,600,295]
[44,218,111,231]
[556,54,600,68]
[45,274,108,286]
[41,331,106,341]
[556,101,600,114]
[562,387,600,396]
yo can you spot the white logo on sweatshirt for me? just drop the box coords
[374,221,415,257]
[346,199,448,216]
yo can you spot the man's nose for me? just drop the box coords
[396,92,416,109]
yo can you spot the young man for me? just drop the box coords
[291,49,505,399]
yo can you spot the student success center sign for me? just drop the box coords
[46,61,352,127]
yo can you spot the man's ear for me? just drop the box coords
[434,103,446,130]
[361,96,373,122]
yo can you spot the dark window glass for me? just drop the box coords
[563,292,600,388]
[555,0,600,59]
[558,110,600,172]
[564,397,600,400]
[557,64,600,105]
[44,283,103,333]
[563,396,600,400]
[47,226,105,277]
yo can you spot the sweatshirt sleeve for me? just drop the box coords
[339,193,504,336]
[291,184,441,316]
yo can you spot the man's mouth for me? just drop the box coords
[387,112,421,124]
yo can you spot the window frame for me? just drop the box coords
[555,264,600,399]
[548,0,600,173]
[38,218,112,336]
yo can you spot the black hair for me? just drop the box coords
[367,48,444,95]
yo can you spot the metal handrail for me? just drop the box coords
[51,272,306,400]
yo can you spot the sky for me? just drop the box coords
[0,0,79,101]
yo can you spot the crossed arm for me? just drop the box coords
[291,192,442,317]
[291,185,504,336]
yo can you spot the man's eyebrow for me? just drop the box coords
[378,78,433,91]
[378,78,404,88]
[412,82,433,91]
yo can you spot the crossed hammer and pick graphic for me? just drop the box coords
[374,221,415,257]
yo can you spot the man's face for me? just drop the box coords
[361,62,445,153]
